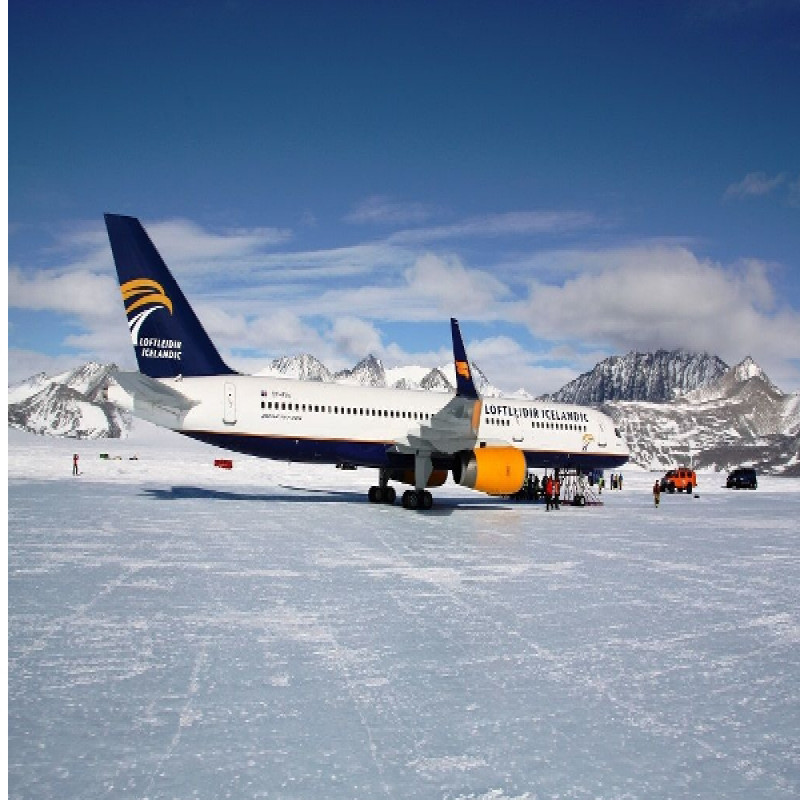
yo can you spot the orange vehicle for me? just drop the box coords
[659,467,697,493]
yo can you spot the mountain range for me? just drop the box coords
[8,352,800,474]
[8,363,129,439]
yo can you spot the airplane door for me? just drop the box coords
[223,382,237,424]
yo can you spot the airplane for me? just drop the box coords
[104,213,629,510]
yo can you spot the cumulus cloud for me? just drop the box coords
[197,305,325,359]
[329,317,384,359]
[9,266,121,319]
[306,252,511,323]
[521,244,800,376]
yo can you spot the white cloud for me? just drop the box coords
[329,317,384,359]
[388,210,599,245]
[520,244,800,382]
[344,196,437,226]
[198,305,326,360]
[9,213,800,394]
[145,219,293,274]
[304,252,511,323]
[724,171,786,199]
[8,266,120,319]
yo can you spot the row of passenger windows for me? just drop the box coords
[260,400,587,432]
[485,418,588,432]
[261,400,431,421]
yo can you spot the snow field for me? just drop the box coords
[8,426,800,799]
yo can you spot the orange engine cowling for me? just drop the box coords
[392,468,448,488]
[453,447,527,495]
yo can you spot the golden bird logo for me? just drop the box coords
[121,279,173,345]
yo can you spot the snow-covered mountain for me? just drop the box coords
[542,350,729,404]
[9,353,799,473]
[335,355,387,387]
[261,354,498,394]
[8,363,131,439]
[606,357,800,475]
[257,354,333,382]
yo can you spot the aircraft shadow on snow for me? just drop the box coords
[141,485,513,515]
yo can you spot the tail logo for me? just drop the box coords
[455,360,471,380]
[121,278,182,363]
[121,279,173,345]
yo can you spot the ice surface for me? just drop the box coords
[8,425,800,799]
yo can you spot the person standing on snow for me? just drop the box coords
[653,480,661,508]
[72,453,79,476]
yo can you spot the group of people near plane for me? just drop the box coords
[516,472,563,509]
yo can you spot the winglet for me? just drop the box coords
[450,318,480,399]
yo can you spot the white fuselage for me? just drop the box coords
[129,374,629,472]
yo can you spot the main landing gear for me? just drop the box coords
[366,485,433,510]
[367,463,435,510]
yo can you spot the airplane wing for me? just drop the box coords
[111,371,200,414]
[394,394,482,455]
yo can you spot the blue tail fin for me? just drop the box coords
[450,318,480,398]
[105,214,235,378]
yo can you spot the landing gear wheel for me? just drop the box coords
[402,489,433,510]
[369,485,396,504]
[402,489,418,510]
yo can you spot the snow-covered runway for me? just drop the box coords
[8,428,800,798]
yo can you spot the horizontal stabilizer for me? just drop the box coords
[112,371,199,414]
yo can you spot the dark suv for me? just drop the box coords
[726,467,757,489]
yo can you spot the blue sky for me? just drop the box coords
[8,0,800,394]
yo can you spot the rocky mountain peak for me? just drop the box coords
[685,356,783,405]
[335,354,386,387]
[263,354,333,382]
[734,356,763,382]
[541,350,729,404]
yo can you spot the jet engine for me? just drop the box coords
[452,447,527,495]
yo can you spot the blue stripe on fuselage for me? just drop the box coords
[178,431,628,472]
